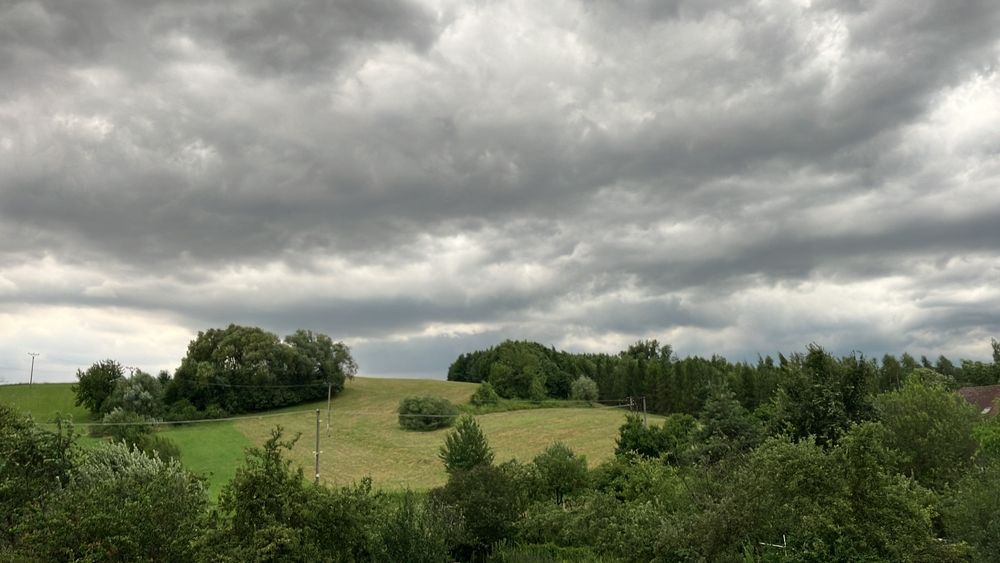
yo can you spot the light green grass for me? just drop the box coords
[233,377,655,491]
[0,383,93,423]
[1,378,649,493]
[165,422,251,499]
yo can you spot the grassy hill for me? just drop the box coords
[0,378,648,497]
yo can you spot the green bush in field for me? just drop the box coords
[471,382,501,406]
[397,396,459,431]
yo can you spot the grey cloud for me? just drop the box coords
[3,0,1000,376]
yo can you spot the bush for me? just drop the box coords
[471,382,501,406]
[570,376,599,401]
[398,396,459,431]
[15,442,207,562]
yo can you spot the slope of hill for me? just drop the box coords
[1,377,647,495]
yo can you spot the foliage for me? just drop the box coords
[103,370,164,417]
[614,414,667,458]
[166,324,357,414]
[517,491,664,563]
[942,461,1000,563]
[571,376,600,401]
[73,359,125,415]
[770,345,875,447]
[374,491,458,563]
[397,396,458,431]
[682,424,955,561]
[691,386,763,464]
[432,464,526,560]
[440,415,494,474]
[16,442,207,562]
[0,404,77,548]
[470,381,501,406]
[489,541,613,562]
[197,427,384,562]
[533,442,589,505]
[875,373,979,489]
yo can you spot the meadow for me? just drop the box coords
[0,377,647,497]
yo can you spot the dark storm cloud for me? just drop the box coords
[2,0,1000,377]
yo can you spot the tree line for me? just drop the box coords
[448,338,1000,416]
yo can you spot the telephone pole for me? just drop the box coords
[27,353,39,385]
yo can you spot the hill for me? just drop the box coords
[0,378,648,495]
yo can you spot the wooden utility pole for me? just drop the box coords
[314,409,321,485]
[27,353,39,385]
[642,396,648,428]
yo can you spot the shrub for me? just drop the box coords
[570,376,599,401]
[398,396,459,431]
[471,382,501,406]
[16,442,207,562]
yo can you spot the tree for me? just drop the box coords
[431,464,524,560]
[469,381,500,406]
[439,415,493,474]
[692,386,763,464]
[103,370,163,417]
[73,359,125,415]
[533,442,589,505]
[614,414,666,458]
[166,325,357,413]
[196,427,383,562]
[570,376,599,401]
[875,372,979,489]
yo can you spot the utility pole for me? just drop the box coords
[642,396,648,428]
[314,409,321,485]
[27,353,39,385]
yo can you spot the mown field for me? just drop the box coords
[0,378,651,497]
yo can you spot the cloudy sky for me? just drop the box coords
[2,0,999,383]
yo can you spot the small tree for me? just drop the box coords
[397,396,459,431]
[533,442,589,505]
[570,376,599,401]
[470,382,500,406]
[439,415,494,474]
[73,359,125,415]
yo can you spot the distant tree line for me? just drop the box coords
[448,338,1000,416]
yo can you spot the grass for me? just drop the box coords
[0,383,93,423]
[1,377,649,493]
[166,422,251,499]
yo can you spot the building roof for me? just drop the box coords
[957,384,1000,416]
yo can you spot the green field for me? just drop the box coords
[0,378,647,496]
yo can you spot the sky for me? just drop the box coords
[2,0,999,383]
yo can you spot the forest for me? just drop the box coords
[3,334,1000,561]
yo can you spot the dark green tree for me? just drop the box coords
[439,415,494,474]
[875,372,979,489]
[73,359,125,415]
[470,381,500,406]
[533,442,589,505]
